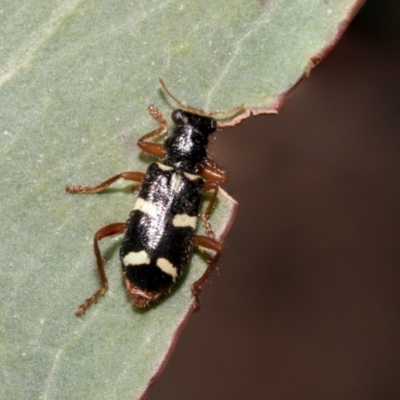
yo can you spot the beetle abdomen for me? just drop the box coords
[120,162,204,295]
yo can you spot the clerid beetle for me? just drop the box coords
[66,79,244,316]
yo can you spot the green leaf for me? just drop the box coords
[0,1,363,399]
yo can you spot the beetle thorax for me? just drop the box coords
[162,109,217,172]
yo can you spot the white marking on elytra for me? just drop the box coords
[172,214,197,229]
[170,172,183,192]
[183,171,200,181]
[157,162,173,171]
[156,258,178,280]
[122,250,151,266]
[133,197,158,218]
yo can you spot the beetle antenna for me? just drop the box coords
[208,104,245,117]
[159,78,245,120]
[159,78,207,115]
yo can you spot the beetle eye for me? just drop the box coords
[171,109,185,124]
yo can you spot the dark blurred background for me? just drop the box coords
[150,2,400,399]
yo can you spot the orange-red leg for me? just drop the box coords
[76,223,126,316]
[191,235,223,312]
[66,172,145,194]
[201,181,221,239]
[137,105,168,157]
[199,157,229,183]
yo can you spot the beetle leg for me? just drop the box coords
[200,181,221,240]
[76,223,126,316]
[199,157,229,183]
[137,105,168,157]
[66,172,145,194]
[191,235,223,312]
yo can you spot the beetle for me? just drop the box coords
[66,79,244,316]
